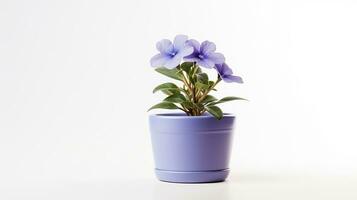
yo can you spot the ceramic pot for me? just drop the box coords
[149,113,235,183]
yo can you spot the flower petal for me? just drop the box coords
[173,35,189,51]
[200,41,216,55]
[215,63,233,76]
[156,39,173,54]
[163,55,182,69]
[221,63,233,75]
[207,52,225,65]
[214,63,224,76]
[223,75,243,83]
[183,54,200,62]
[150,54,171,67]
[197,58,215,68]
[186,39,200,53]
[177,45,194,57]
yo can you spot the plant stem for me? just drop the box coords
[199,108,206,115]
[191,64,200,115]
[197,77,221,102]
[191,64,199,102]
[180,67,194,99]
[182,76,191,93]
[177,66,193,116]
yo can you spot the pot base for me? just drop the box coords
[155,168,229,183]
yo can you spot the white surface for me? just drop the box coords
[1,0,357,199]
[2,173,357,200]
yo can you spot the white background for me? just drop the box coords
[1,0,357,199]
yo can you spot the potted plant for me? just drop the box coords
[148,35,246,183]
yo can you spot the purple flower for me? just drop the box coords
[184,40,225,68]
[150,35,194,69]
[214,63,243,83]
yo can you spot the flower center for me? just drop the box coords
[169,50,177,57]
[198,54,205,59]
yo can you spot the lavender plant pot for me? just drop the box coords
[149,113,235,183]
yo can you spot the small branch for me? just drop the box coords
[178,104,190,114]
[199,108,207,115]
[180,69,194,100]
[197,77,221,102]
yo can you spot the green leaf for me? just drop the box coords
[148,102,180,111]
[153,83,179,93]
[208,81,217,91]
[180,62,194,74]
[201,95,217,104]
[195,82,210,90]
[189,65,201,77]
[161,89,179,95]
[196,73,209,84]
[155,67,183,81]
[209,96,248,105]
[181,101,194,109]
[193,102,204,110]
[206,105,223,120]
[164,93,187,103]
[181,101,204,110]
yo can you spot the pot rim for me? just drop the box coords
[150,112,235,119]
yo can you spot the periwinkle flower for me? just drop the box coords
[214,63,243,83]
[184,40,225,68]
[150,35,194,69]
